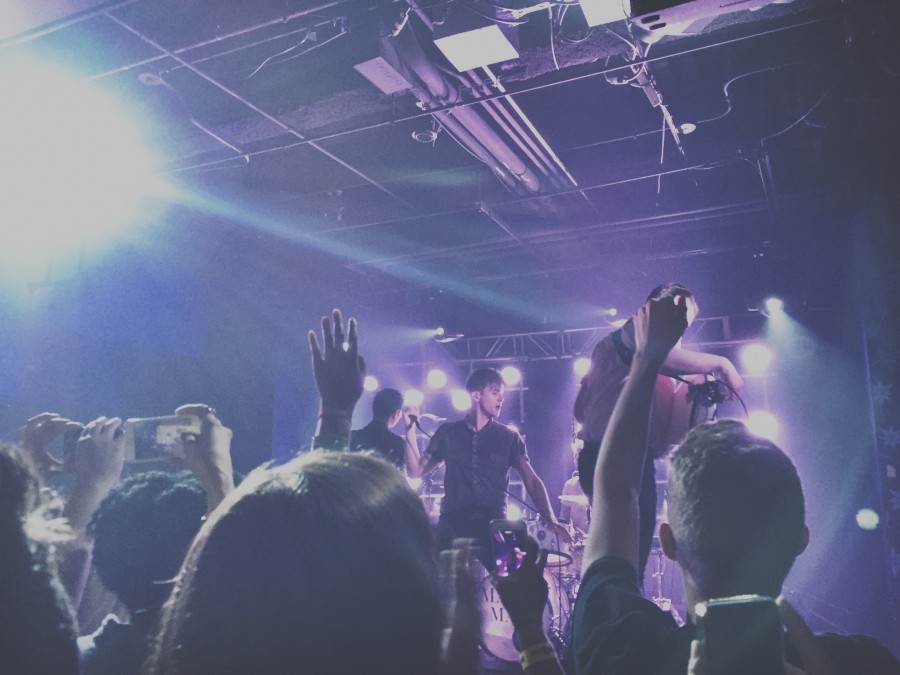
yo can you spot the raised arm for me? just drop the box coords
[174,404,235,515]
[402,404,422,476]
[309,309,365,451]
[583,293,688,572]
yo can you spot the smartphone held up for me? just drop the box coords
[122,415,202,462]
[696,594,784,675]
[490,518,529,576]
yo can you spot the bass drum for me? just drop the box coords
[479,569,571,662]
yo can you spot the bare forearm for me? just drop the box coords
[661,347,724,376]
[585,353,662,568]
[524,476,559,524]
[403,428,421,477]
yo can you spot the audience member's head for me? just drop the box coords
[0,444,79,674]
[147,451,442,675]
[661,419,808,599]
[88,470,207,622]
[372,387,403,424]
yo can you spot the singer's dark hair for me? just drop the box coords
[373,389,403,421]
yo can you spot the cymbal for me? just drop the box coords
[558,494,589,507]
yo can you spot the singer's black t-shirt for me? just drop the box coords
[350,421,406,468]
[424,418,527,520]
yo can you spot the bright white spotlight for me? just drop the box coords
[856,508,879,531]
[427,369,448,389]
[506,503,523,521]
[434,326,445,337]
[574,357,591,377]
[500,365,522,387]
[741,343,773,373]
[764,297,784,315]
[404,388,425,407]
[609,308,618,317]
[451,388,471,412]
[0,58,164,270]
[363,375,379,392]
[747,410,780,440]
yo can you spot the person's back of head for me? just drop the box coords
[466,367,504,393]
[88,470,207,619]
[0,444,79,675]
[665,419,806,599]
[372,387,403,422]
[147,451,442,675]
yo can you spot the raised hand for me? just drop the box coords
[18,412,83,478]
[633,290,690,365]
[174,404,235,513]
[308,308,365,415]
[490,536,549,631]
[74,417,126,490]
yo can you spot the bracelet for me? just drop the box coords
[520,643,556,670]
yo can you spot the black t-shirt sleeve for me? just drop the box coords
[573,557,688,675]
[425,424,447,463]
[509,430,527,466]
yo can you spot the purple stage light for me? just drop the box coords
[500,365,522,386]
[427,369,448,389]
[451,388,471,412]
[741,343,773,373]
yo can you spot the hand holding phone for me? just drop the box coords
[696,594,784,675]
[490,519,529,576]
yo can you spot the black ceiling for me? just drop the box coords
[3,0,898,335]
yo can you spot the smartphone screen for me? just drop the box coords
[697,595,784,675]
[123,415,202,462]
[490,519,527,576]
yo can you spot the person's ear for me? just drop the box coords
[659,522,678,561]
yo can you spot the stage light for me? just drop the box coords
[856,508,879,531]
[764,297,784,316]
[451,388,471,412]
[609,308,618,317]
[747,410,779,440]
[433,4,519,72]
[427,369,448,389]
[434,326,445,337]
[0,57,163,269]
[500,365,522,386]
[741,343,773,373]
[506,503,524,521]
[579,0,630,27]
[574,357,591,377]
[404,388,425,407]
[364,375,379,392]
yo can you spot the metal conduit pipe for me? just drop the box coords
[439,66,554,182]
[464,70,568,188]
[380,37,523,193]
[383,22,543,193]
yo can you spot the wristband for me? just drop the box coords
[312,433,350,452]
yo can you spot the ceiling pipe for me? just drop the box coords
[382,15,543,194]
